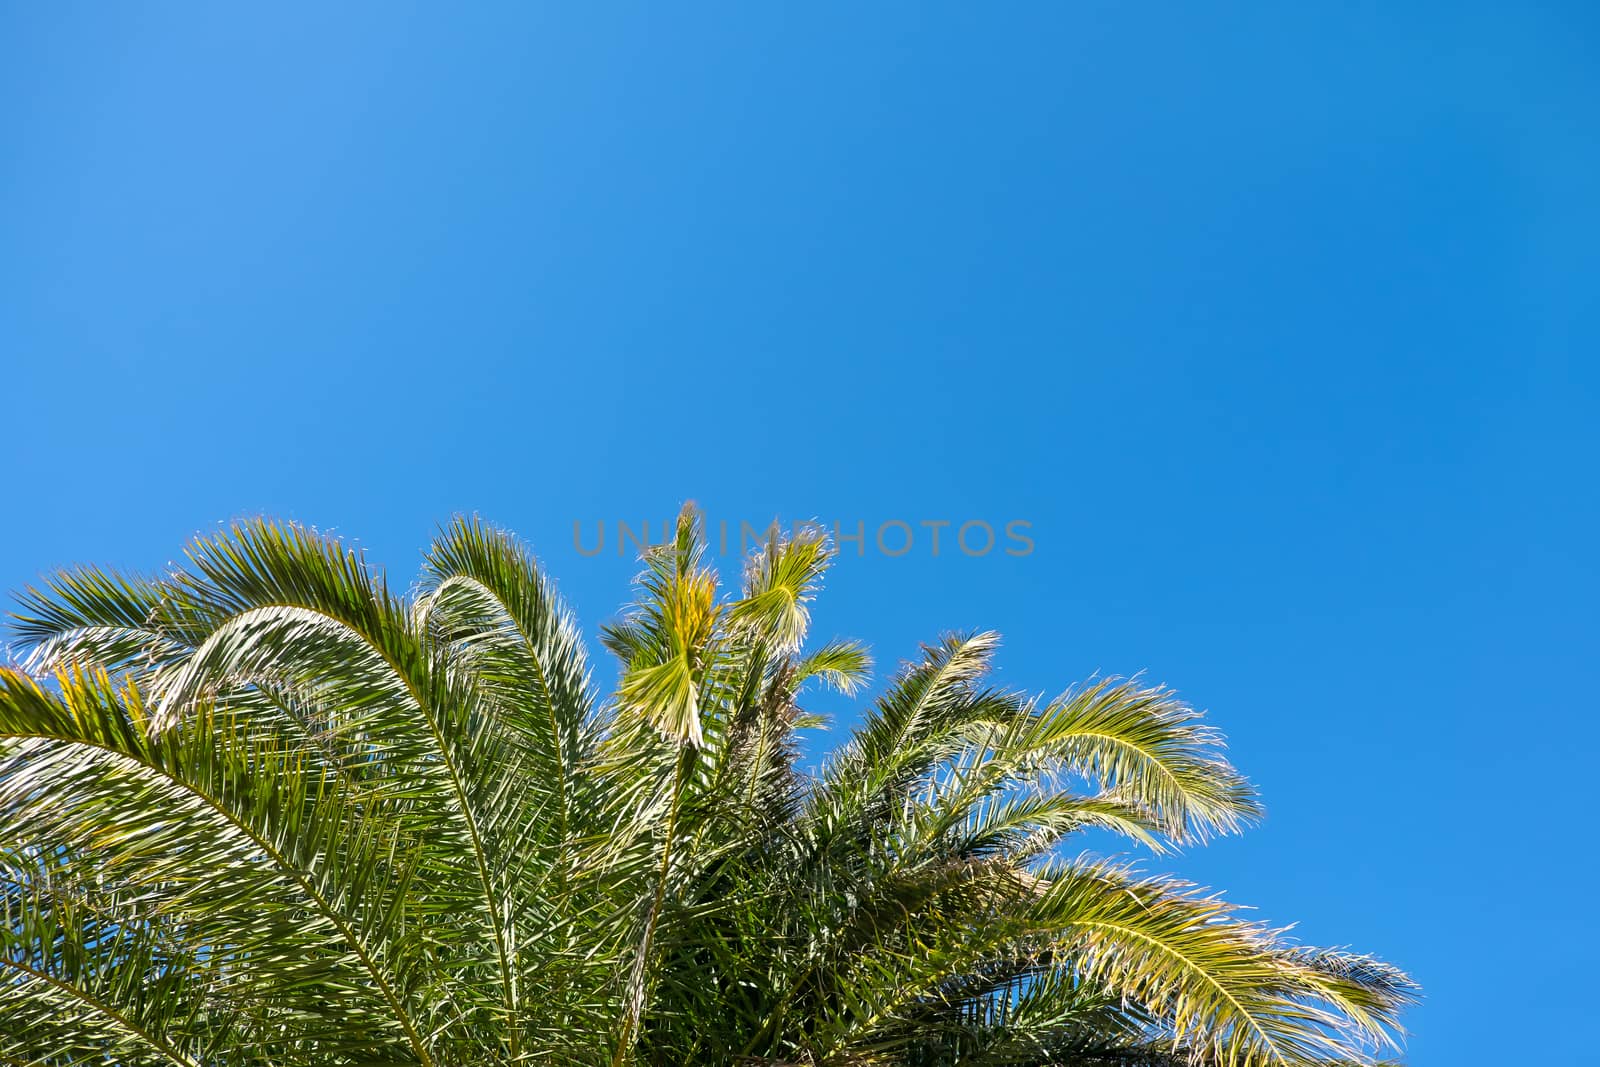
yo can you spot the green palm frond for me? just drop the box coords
[0,668,434,1064]
[795,637,873,696]
[12,567,186,676]
[1018,679,1261,842]
[1032,860,1417,1066]
[728,525,831,653]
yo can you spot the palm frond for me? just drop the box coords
[0,667,436,1064]
[11,567,186,676]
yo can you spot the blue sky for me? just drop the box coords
[4,3,1597,1062]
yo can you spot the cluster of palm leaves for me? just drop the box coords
[0,506,1414,1066]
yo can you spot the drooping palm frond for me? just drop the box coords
[12,567,189,677]
[1,508,1414,1067]
[0,668,433,1065]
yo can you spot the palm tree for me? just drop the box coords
[0,506,1414,1066]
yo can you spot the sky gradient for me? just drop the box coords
[5,4,1598,1063]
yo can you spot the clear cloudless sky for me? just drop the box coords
[3,3,1597,1062]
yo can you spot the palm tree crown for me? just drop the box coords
[0,507,1414,1066]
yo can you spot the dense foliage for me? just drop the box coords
[0,508,1413,1065]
